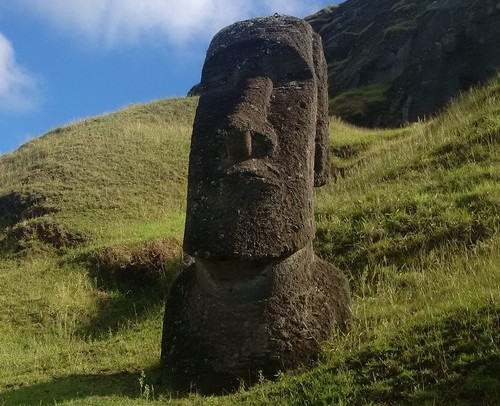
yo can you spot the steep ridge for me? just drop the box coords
[307,0,500,126]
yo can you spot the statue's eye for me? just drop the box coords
[203,71,234,90]
[218,74,230,85]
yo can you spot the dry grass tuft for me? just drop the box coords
[93,238,182,292]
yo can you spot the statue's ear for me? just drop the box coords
[312,32,330,187]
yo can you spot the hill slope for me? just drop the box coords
[0,97,196,249]
[307,0,500,126]
[0,75,499,405]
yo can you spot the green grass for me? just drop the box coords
[390,1,419,14]
[0,75,499,405]
[0,97,196,250]
[317,76,500,287]
[383,20,418,39]
[329,83,391,124]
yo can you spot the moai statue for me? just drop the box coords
[161,15,351,394]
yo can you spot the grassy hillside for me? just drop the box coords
[0,97,196,248]
[0,74,499,405]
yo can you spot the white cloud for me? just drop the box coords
[0,33,39,113]
[8,0,330,48]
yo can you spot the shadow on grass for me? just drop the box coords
[0,371,144,406]
[72,249,183,339]
[78,290,167,339]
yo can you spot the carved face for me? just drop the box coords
[183,16,329,260]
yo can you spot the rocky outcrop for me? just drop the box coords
[307,0,500,126]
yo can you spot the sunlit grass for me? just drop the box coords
[0,76,499,405]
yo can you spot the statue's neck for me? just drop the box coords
[194,244,314,299]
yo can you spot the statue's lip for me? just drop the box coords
[220,160,280,184]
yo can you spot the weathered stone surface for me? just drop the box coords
[161,15,350,394]
[307,0,500,127]
[161,245,350,393]
[183,15,329,260]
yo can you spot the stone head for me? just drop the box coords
[184,15,329,260]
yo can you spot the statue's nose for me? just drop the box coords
[222,77,276,164]
[222,126,252,163]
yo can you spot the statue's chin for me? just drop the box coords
[194,244,314,299]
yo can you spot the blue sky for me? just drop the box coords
[0,0,336,155]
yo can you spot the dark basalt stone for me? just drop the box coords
[161,246,350,394]
[161,14,351,394]
[183,15,330,260]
